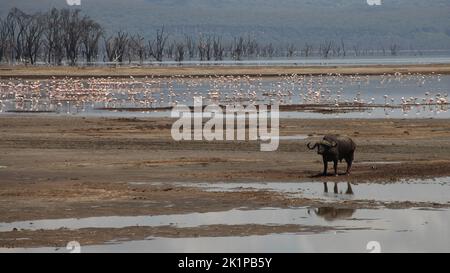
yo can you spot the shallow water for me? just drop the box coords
[1,208,449,253]
[1,177,450,252]
[1,73,449,119]
[163,177,450,204]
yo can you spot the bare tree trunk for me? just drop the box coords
[390,43,399,56]
[149,27,168,62]
[81,19,102,64]
[320,40,333,58]
[129,34,146,64]
[0,18,7,63]
[23,14,45,65]
[104,31,129,63]
[302,43,313,57]
[287,43,295,58]
[213,36,224,61]
[61,9,84,66]
[184,35,195,59]
[174,42,184,62]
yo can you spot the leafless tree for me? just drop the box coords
[232,36,244,60]
[165,42,174,59]
[261,43,275,58]
[198,35,212,61]
[287,43,295,58]
[184,35,195,59]
[8,8,28,63]
[320,40,333,58]
[174,42,185,62]
[149,27,168,62]
[129,34,146,64]
[213,36,224,61]
[104,31,129,63]
[80,19,102,64]
[352,43,362,56]
[245,36,258,57]
[341,38,346,57]
[61,9,84,65]
[332,41,342,57]
[43,8,64,65]
[22,14,45,65]
[302,43,313,57]
[0,18,7,62]
[390,43,399,56]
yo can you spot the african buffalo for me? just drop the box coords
[307,135,356,176]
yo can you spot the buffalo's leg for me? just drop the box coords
[334,182,338,194]
[323,182,328,193]
[346,153,354,175]
[333,160,338,176]
[322,158,328,176]
[345,159,353,175]
[346,182,354,195]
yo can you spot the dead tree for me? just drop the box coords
[23,14,45,65]
[61,9,84,65]
[287,43,295,58]
[149,27,168,62]
[320,40,333,58]
[174,42,185,62]
[129,34,146,64]
[302,43,313,57]
[245,36,258,58]
[341,38,346,57]
[43,8,64,65]
[232,36,244,60]
[390,43,399,56]
[352,43,362,56]
[0,18,7,62]
[184,35,195,59]
[104,31,129,63]
[198,35,212,61]
[165,42,174,59]
[213,36,224,61]
[80,19,102,64]
[8,8,28,63]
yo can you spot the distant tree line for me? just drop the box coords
[0,7,406,66]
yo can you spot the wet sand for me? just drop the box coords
[1,63,450,78]
[1,115,450,248]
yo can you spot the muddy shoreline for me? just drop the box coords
[1,115,450,249]
[1,64,450,79]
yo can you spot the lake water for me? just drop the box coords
[0,73,449,119]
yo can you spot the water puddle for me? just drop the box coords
[272,135,309,140]
[178,177,450,204]
[0,207,365,232]
[2,208,449,252]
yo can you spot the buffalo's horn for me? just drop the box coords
[320,140,333,147]
[307,142,318,150]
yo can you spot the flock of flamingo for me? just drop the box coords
[0,72,448,117]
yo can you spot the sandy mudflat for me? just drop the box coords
[1,115,450,247]
[1,64,450,78]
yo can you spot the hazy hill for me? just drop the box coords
[1,0,449,49]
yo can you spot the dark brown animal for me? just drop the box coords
[307,135,356,176]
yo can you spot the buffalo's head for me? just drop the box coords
[307,140,337,155]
